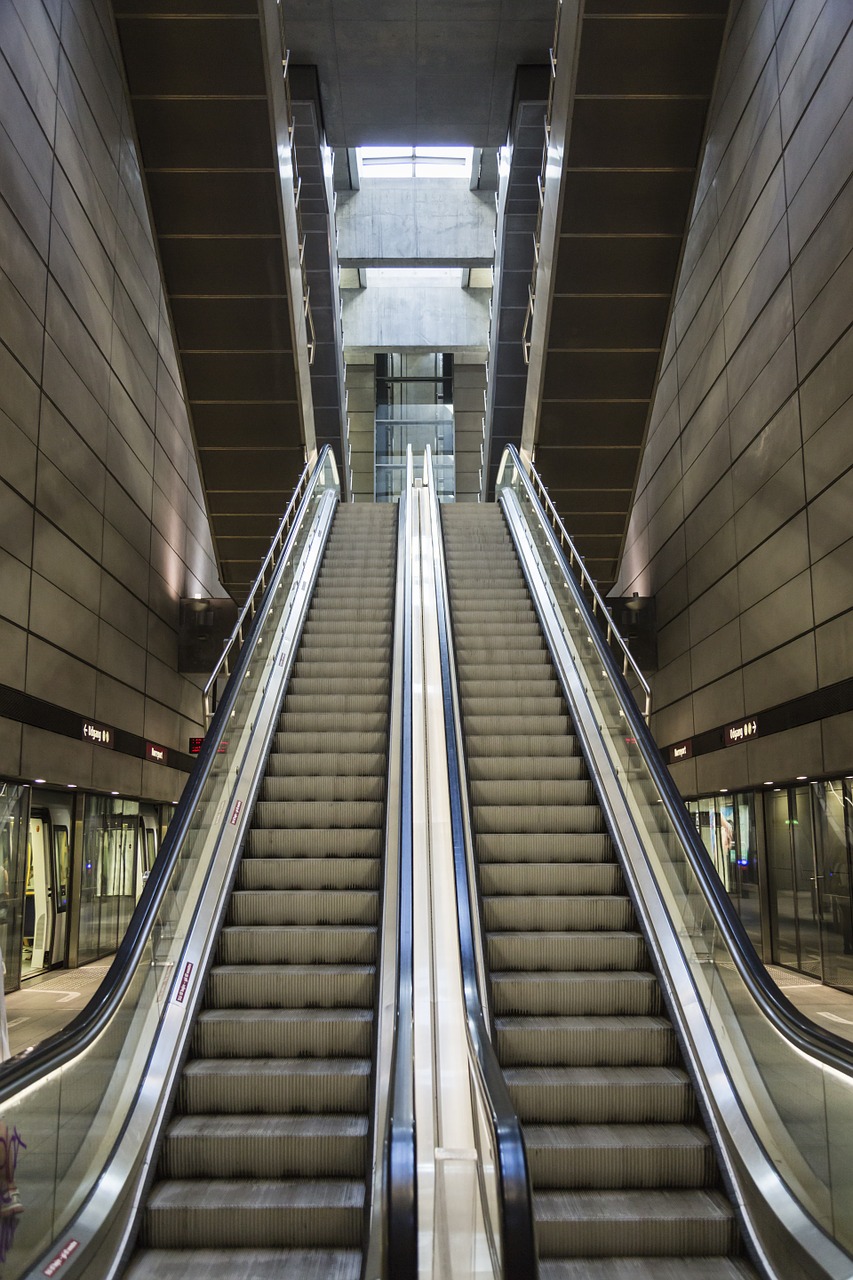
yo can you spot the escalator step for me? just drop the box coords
[505,1066,696,1125]
[124,1247,362,1280]
[491,971,660,1017]
[479,862,622,896]
[160,1114,369,1179]
[483,895,633,931]
[237,857,380,892]
[204,964,375,1009]
[227,890,378,926]
[216,926,377,966]
[487,931,647,972]
[524,1124,716,1190]
[495,1015,677,1066]
[533,1189,739,1258]
[192,1008,373,1059]
[143,1179,364,1249]
[179,1058,371,1115]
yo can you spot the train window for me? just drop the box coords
[54,826,69,911]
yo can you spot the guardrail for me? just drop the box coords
[498,445,651,719]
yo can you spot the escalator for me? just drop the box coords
[442,503,756,1277]
[126,503,397,1278]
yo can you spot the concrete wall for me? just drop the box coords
[336,179,496,266]
[342,284,490,357]
[614,0,853,795]
[0,0,224,802]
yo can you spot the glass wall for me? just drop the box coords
[686,792,761,950]
[78,796,149,966]
[688,779,853,993]
[374,352,455,500]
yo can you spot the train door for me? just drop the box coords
[24,812,55,976]
[136,809,158,898]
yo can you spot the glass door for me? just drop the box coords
[765,786,823,979]
[813,781,853,991]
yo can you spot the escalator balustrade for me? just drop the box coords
[125,504,396,1279]
[442,504,758,1280]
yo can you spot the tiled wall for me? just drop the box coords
[0,0,224,802]
[614,0,853,794]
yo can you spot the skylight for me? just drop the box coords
[365,268,463,288]
[357,146,473,181]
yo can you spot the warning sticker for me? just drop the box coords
[175,961,194,1004]
[44,1240,79,1275]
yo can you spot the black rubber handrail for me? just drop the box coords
[500,442,853,1077]
[383,456,417,1277]
[0,447,337,1104]
[426,450,538,1279]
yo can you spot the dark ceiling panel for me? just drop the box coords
[526,3,729,590]
[131,99,274,170]
[115,17,267,96]
[554,237,682,295]
[159,239,288,295]
[184,352,299,401]
[548,296,673,349]
[537,401,648,446]
[543,351,660,400]
[561,171,698,236]
[569,98,710,169]
[171,298,294,352]
[146,172,281,236]
[576,16,727,95]
[192,401,302,443]
[200,449,304,490]
[115,0,257,11]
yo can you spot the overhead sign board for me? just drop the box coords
[669,739,693,763]
[724,717,759,747]
[146,742,168,765]
[82,719,113,749]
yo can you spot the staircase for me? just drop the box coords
[126,503,397,1279]
[442,504,757,1280]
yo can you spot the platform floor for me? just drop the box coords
[4,957,853,1060]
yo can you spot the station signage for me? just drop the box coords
[724,717,759,747]
[146,742,168,765]
[188,737,203,756]
[669,739,693,763]
[81,719,113,749]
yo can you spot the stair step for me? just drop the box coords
[179,1058,371,1115]
[237,857,380,892]
[204,964,375,1010]
[533,1189,738,1258]
[216,926,377,966]
[491,971,660,1017]
[160,1114,369,1179]
[477,833,613,863]
[252,800,384,830]
[506,1066,696,1124]
[143,1179,365,1249]
[245,828,382,858]
[192,1008,373,1059]
[227,890,378,926]
[480,863,622,896]
[265,752,386,778]
[261,775,385,802]
[124,1248,363,1280]
[487,931,648,972]
[495,1015,676,1066]
[538,1258,757,1279]
[524,1124,716,1189]
[484,895,634,932]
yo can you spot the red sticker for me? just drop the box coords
[44,1240,79,1275]
[175,961,194,1004]
[229,799,243,826]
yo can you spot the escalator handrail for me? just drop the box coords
[499,442,853,1077]
[0,446,338,1103]
[384,444,417,1276]
[425,448,538,1279]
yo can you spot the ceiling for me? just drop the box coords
[110,0,730,600]
[282,0,556,147]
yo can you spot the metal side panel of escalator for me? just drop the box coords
[124,504,397,1280]
[441,503,758,1280]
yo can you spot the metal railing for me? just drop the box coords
[203,448,326,723]
[275,18,315,365]
[498,445,651,720]
[523,0,563,367]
